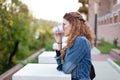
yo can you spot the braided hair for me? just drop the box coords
[60,12,95,60]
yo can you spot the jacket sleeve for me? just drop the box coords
[55,50,63,71]
[62,37,89,74]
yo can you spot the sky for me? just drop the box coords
[21,0,81,23]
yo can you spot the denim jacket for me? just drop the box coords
[55,36,91,80]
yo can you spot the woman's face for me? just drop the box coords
[63,19,72,36]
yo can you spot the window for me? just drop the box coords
[113,0,117,4]
[110,18,112,23]
[113,12,119,23]
[117,0,120,4]
[119,11,120,22]
[114,15,118,23]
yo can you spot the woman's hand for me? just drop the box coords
[54,33,62,44]
[53,33,63,50]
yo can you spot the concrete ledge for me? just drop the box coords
[110,48,120,60]
[12,64,71,80]
[38,51,57,64]
[107,58,120,73]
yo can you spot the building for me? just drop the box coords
[88,0,120,46]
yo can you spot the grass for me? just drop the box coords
[96,40,120,66]
[115,61,120,66]
[30,58,38,63]
[96,40,120,54]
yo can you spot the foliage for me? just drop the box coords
[78,0,88,20]
[33,19,56,51]
[78,0,88,3]
[115,61,120,66]
[0,0,36,74]
[78,7,88,14]
[0,0,57,75]
[96,40,120,54]
[78,0,88,6]
[113,38,118,47]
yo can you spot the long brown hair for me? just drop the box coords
[61,12,95,59]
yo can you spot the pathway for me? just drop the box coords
[91,48,120,80]
[93,61,120,80]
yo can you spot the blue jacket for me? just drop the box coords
[55,36,91,80]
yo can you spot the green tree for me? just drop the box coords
[0,0,33,73]
[78,0,88,20]
[0,0,56,74]
[33,19,56,50]
[0,0,14,71]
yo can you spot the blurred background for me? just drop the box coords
[0,0,120,80]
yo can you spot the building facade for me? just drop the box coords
[88,0,120,46]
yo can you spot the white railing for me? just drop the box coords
[12,51,71,80]
[38,51,57,64]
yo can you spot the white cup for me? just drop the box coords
[52,25,64,34]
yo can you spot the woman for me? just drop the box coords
[54,12,95,80]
